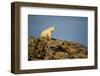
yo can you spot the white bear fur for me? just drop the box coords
[40,26,56,38]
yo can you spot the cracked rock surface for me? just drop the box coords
[28,36,88,61]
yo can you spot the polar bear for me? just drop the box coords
[40,26,56,38]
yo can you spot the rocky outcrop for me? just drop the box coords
[28,36,88,60]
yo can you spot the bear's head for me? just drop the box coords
[48,26,56,32]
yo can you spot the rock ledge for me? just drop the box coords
[28,36,88,60]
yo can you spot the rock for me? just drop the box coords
[28,36,88,60]
[53,52,65,59]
